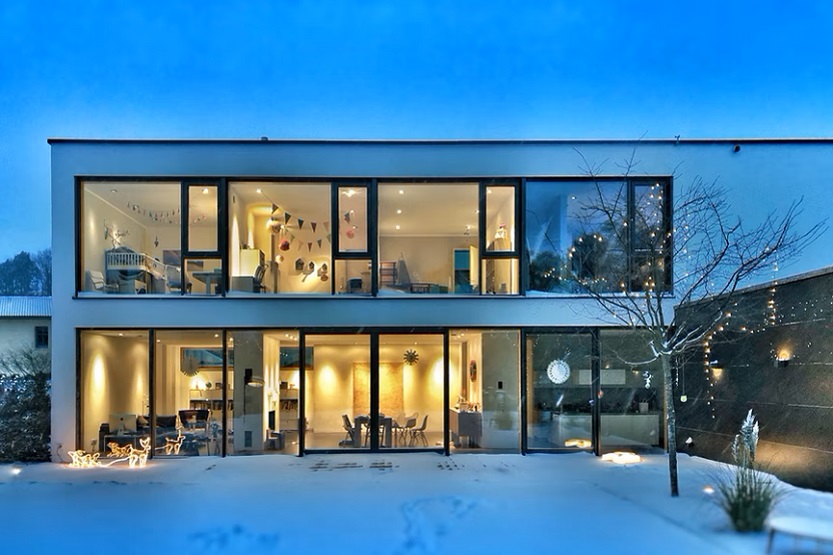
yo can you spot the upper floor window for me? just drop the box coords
[34,326,49,349]
[525,178,670,295]
[228,181,332,295]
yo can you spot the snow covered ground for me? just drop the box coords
[1,452,832,554]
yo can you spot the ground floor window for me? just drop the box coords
[77,327,664,457]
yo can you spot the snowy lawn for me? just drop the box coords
[1,452,832,554]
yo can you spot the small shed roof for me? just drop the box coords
[0,296,52,318]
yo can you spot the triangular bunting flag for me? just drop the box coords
[324,221,330,233]
[311,222,317,233]
[271,203,278,215]
[298,218,305,229]
[326,233,332,243]
[285,212,292,224]
[344,211,352,224]
[317,239,322,249]
[307,242,313,252]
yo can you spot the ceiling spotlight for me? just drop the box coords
[398,189,404,195]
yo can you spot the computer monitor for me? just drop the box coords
[109,413,137,434]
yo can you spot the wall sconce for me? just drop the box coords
[244,367,264,387]
[775,350,791,368]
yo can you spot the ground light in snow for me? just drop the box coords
[601,451,642,464]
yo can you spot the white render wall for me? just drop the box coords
[49,139,833,457]
[0,318,50,353]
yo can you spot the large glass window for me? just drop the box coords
[304,334,371,450]
[79,330,150,457]
[599,329,664,450]
[155,330,223,457]
[450,329,520,452]
[81,181,181,295]
[378,182,478,295]
[526,332,594,450]
[525,179,669,294]
[380,334,444,449]
[228,182,332,294]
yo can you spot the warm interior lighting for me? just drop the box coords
[564,438,592,449]
[68,450,101,468]
[202,187,209,194]
[601,451,641,464]
[244,368,264,387]
[702,485,715,495]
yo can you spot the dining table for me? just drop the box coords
[354,415,393,447]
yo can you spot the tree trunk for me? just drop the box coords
[661,352,679,496]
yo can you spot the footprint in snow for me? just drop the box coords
[189,524,279,554]
[397,496,478,554]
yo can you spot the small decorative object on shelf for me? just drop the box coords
[403,349,419,365]
[469,360,477,381]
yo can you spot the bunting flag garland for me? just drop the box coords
[298,218,305,229]
[326,233,331,244]
[285,212,292,225]
[324,221,330,233]
[317,239,322,249]
[272,203,279,215]
[311,222,317,233]
[344,211,352,224]
[307,242,313,252]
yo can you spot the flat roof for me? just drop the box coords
[0,296,52,318]
[47,137,833,146]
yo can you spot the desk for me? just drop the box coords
[192,270,223,293]
[449,409,482,447]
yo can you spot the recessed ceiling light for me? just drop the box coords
[487,189,493,194]
[395,225,401,230]
[110,188,118,193]
[118,332,124,337]
[398,189,404,195]
[256,188,262,194]
[396,209,402,214]
[202,188,209,194]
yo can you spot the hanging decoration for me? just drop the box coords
[403,349,419,366]
[546,358,571,384]
[180,355,200,377]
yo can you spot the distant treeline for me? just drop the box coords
[0,250,51,296]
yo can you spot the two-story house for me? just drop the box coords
[48,138,828,461]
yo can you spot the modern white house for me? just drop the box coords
[48,138,833,462]
[0,296,51,359]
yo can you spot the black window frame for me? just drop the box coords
[34,325,49,349]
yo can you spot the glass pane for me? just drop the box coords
[380,334,444,449]
[228,181,332,294]
[632,181,669,292]
[335,259,371,295]
[480,258,519,294]
[304,334,370,450]
[185,258,222,295]
[225,330,300,456]
[79,330,150,458]
[526,332,593,449]
[486,186,515,252]
[599,330,663,450]
[188,184,218,252]
[81,180,181,295]
[155,330,222,457]
[525,180,628,294]
[450,329,520,452]
[338,186,368,252]
[378,182,478,295]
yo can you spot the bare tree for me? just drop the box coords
[0,345,50,376]
[557,149,825,496]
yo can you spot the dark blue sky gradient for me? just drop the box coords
[1,0,832,261]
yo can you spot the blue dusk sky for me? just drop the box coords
[1,1,832,267]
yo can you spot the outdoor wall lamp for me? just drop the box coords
[775,350,791,368]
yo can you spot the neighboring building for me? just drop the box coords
[47,138,831,464]
[676,266,833,491]
[0,296,51,361]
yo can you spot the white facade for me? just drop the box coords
[49,138,833,460]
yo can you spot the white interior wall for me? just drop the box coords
[380,236,478,287]
[79,334,148,451]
